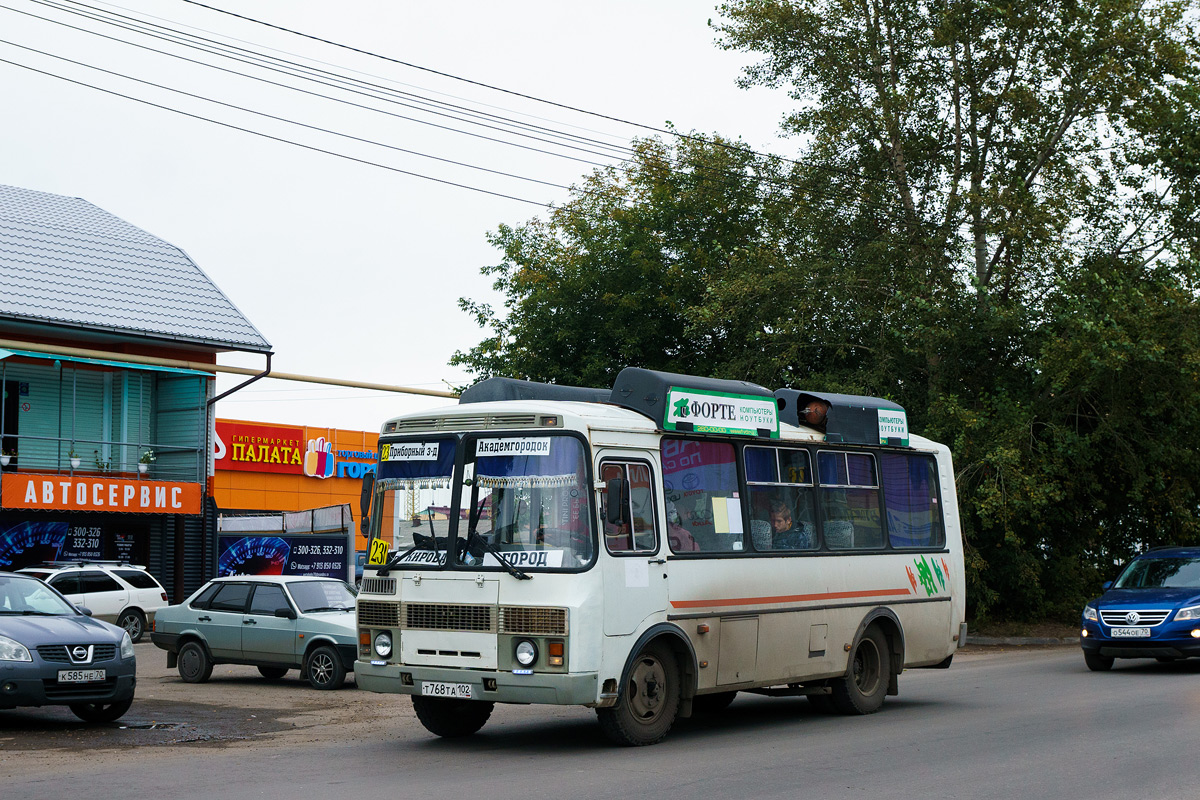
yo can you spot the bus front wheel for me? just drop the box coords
[831,626,890,715]
[411,696,495,738]
[597,642,681,746]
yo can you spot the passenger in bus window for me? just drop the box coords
[769,499,813,549]
[802,399,830,429]
[666,501,700,552]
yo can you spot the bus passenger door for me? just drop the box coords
[598,456,668,636]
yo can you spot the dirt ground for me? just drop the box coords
[0,641,415,753]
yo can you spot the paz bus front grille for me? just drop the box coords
[500,606,568,635]
[357,600,401,628]
[405,603,495,632]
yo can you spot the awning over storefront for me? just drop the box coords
[0,348,211,377]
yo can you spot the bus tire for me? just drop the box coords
[597,642,681,746]
[411,696,494,738]
[831,626,890,715]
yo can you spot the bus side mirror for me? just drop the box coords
[605,478,629,525]
[359,472,375,536]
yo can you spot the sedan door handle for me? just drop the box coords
[197,615,211,622]
[242,618,257,625]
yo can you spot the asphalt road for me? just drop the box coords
[3,641,1198,799]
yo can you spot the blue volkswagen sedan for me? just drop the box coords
[0,572,136,721]
[1080,547,1200,671]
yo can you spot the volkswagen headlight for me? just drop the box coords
[120,632,135,660]
[1175,605,1200,622]
[0,635,32,662]
[1083,605,1098,622]
[374,632,392,658]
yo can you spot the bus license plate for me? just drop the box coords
[421,681,472,699]
[58,669,106,683]
[1111,627,1150,637]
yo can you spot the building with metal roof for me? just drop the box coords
[0,182,271,603]
[0,183,270,354]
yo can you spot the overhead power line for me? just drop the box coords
[175,0,895,187]
[0,53,553,207]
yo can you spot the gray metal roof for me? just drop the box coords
[0,183,271,353]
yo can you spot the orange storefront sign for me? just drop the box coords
[216,421,305,475]
[2,474,203,515]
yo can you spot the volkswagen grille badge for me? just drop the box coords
[1124,611,1140,625]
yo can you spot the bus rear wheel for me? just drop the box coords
[831,626,890,715]
[411,696,495,738]
[597,642,681,746]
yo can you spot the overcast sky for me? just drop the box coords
[0,0,793,432]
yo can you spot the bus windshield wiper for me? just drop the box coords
[377,531,450,576]
[466,530,531,581]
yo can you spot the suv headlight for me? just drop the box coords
[120,632,135,660]
[1083,605,1098,622]
[0,635,32,662]
[1175,605,1200,622]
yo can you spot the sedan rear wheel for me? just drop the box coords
[178,641,213,683]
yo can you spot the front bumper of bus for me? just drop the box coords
[355,660,600,706]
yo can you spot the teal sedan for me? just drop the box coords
[151,576,357,689]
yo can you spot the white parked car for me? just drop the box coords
[16,561,169,643]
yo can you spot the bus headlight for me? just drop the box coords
[515,639,538,667]
[374,632,393,658]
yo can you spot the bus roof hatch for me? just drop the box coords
[774,389,909,446]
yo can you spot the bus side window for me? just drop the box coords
[601,461,658,555]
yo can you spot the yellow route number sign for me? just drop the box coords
[367,537,390,565]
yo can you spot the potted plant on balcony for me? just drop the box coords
[0,448,15,467]
[93,450,110,472]
[138,449,155,474]
[68,448,81,469]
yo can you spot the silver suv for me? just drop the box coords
[16,562,168,643]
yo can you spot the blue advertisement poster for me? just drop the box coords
[216,534,350,580]
[0,521,105,570]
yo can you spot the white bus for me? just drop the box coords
[355,368,966,746]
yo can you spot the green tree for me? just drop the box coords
[456,0,1200,621]
[451,136,784,387]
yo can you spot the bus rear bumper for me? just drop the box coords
[355,661,600,705]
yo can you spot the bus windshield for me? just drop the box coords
[374,438,457,559]
[459,434,593,570]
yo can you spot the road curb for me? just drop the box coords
[966,636,1076,646]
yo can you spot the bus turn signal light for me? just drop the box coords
[549,641,564,666]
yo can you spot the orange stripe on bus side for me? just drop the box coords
[669,587,913,609]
